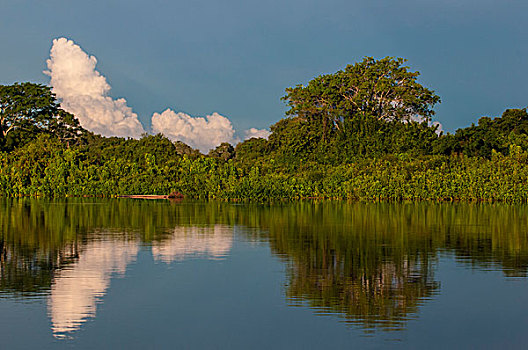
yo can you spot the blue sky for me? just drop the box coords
[1,0,527,134]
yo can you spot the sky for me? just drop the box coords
[1,0,527,148]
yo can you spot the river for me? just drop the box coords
[1,199,527,348]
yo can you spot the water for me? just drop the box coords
[0,199,527,349]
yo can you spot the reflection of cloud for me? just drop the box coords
[48,239,138,338]
[47,226,232,338]
[152,225,233,263]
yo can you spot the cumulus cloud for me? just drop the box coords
[151,109,271,153]
[44,38,272,148]
[151,109,238,153]
[44,38,145,138]
[244,127,271,140]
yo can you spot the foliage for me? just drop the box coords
[284,57,440,125]
[2,131,528,202]
[279,57,441,160]
[1,58,528,202]
[234,137,269,165]
[0,82,84,150]
[239,58,444,163]
[208,142,235,161]
[437,108,528,158]
[173,140,201,157]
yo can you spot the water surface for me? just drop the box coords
[1,199,527,348]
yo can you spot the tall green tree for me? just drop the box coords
[0,82,84,149]
[282,57,441,142]
[265,57,442,162]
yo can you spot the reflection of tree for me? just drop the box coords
[442,205,528,277]
[265,203,441,330]
[0,198,236,338]
[0,198,215,295]
[0,241,80,297]
[286,257,436,331]
[260,202,528,330]
[0,198,91,296]
[1,199,528,334]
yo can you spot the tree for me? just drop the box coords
[208,142,235,161]
[264,57,442,162]
[282,57,441,142]
[173,140,201,157]
[443,108,528,158]
[0,82,84,149]
[235,137,268,161]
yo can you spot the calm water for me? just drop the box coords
[1,199,527,349]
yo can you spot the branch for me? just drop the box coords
[3,125,15,137]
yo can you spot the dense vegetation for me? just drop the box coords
[1,57,528,201]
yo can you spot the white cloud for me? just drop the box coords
[244,127,271,140]
[151,109,238,153]
[44,38,145,138]
[44,38,271,147]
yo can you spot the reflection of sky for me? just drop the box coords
[48,226,233,338]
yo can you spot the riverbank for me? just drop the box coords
[1,135,527,202]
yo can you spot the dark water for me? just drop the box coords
[1,199,527,349]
